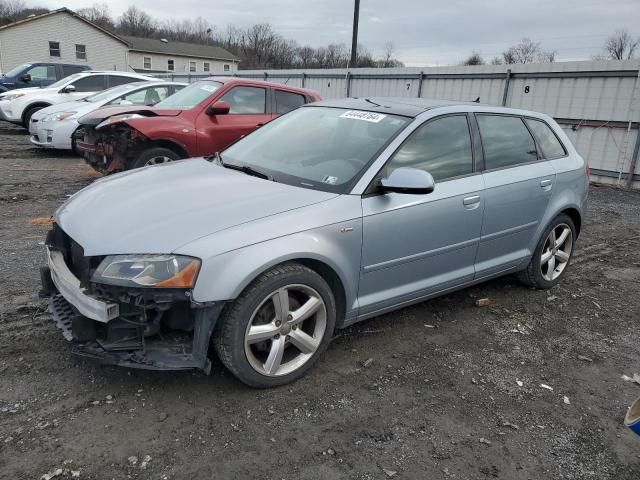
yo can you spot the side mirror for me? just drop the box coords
[205,100,230,116]
[60,85,76,94]
[379,167,435,195]
[20,73,31,82]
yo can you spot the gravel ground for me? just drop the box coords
[1,120,639,480]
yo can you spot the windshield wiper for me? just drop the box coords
[212,152,271,180]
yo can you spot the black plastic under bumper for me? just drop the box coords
[48,293,224,373]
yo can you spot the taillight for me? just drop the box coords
[585,162,590,178]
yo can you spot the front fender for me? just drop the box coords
[188,219,364,323]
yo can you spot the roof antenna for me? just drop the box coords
[473,97,480,103]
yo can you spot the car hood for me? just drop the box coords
[0,86,40,98]
[33,100,94,120]
[55,158,338,256]
[78,106,182,126]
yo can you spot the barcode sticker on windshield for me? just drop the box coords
[340,110,386,123]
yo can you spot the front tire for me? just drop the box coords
[23,105,47,129]
[517,213,576,289]
[128,147,181,170]
[214,263,337,388]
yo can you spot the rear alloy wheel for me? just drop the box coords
[128,147,181,170]
[517,213,576,289]
[214,263,336,388]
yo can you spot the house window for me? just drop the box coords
[49,41,61,57]
[189,61,196,73]
[75,44,86,60]
[143,56,152,70]
[223,64,230,72]
[167,59,175,71]
[203,62,210,72]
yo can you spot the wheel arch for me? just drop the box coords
[560,207,581,238]
[21,102,51,124]
[140,138,189,159]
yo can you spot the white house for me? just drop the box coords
[0,8,239,74]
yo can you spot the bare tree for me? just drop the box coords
[502,38,554,64]
[117,6,156,37]
[537,50,556,63]
[77,3,114,30]
[463,51,485,65]
[490,56,503,65]
[604,29,639,60]
[0,0,26,20]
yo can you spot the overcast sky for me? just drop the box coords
[38,0,640,65]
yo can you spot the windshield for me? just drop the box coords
[4,63,30,77]
[154,80,222,109]
[83,83,144,103]
[47,73,85,90]
[222,107,410,193]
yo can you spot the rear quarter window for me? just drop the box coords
[524,118,567,159]
[275,90,306,114]
[476,114,538,170]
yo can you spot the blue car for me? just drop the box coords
[0,62,90,92]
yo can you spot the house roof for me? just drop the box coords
[0,8,128,46]
[120,36,239,62]
[0,8,239,63]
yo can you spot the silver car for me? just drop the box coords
[41,98,588,387]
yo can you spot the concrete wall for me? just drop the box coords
[0,11,129,71]
[128,51,236,75]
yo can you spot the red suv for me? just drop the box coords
[76,77,321,172]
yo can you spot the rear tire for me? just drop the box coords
[128,147,181,170]
[517,213,576,289]
[214,263,336,388]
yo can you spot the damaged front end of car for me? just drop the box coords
[74,116,149,174]
[40,223,224,372]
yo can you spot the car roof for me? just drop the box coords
[207,76,318,96]
[306,97,486,118]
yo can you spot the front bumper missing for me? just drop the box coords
[43,247,224,372]
[47,293,222,371]
[47,246,119,322]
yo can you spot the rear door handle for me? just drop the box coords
[540,179,553,190]
[463,195,481,206]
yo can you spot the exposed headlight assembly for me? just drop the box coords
[42,111,77,122]
[96,113,144,130]
[92,255,201,288]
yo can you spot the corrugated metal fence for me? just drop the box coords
[158,60,640,189]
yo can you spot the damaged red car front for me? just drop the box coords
[75,78,321,173]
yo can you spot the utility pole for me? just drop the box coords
[350,0,360,67]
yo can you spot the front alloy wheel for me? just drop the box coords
[244,284,327,376]
[214,263,336,387]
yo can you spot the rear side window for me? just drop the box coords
[69,75,105,92]
[275,90,306,114]
[219,86,266,114]
[106,75,138,88]
[386,115,473,181]
[62,65,85,77]
[524,118,566,159]
[477,114,538,170]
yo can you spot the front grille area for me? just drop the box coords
[46,224,103,286]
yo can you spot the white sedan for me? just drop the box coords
[29,81,186,151]
[0,70,155,127]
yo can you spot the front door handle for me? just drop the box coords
[463,195,480,206]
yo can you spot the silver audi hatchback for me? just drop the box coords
[42,98,588,387]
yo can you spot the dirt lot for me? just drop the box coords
[1,120,639,480]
